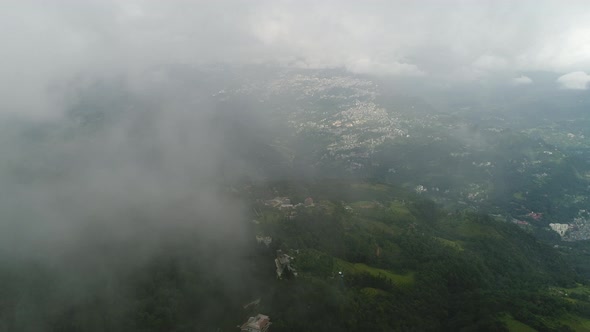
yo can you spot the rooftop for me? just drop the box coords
[240,314,271,332]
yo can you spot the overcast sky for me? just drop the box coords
[2,0,590,116]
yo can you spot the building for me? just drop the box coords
[304,197,314,207]
[275,250,297,279]
[256,235,273,247]
[264,197,292,209]
[279,203,294,210]
[528,212,543,221]
[549,223,570,237]
[240,314,271,332]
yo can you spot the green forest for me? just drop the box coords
[3,180,590,331]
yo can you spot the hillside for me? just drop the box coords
[245,180,588,331]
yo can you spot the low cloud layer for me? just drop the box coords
[2,0,590,117]
[0,0,589,262]
[557,71,590,90]
[0,3,589,329]
[0,72,256,263]
[513,75,533,85]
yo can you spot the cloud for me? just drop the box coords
[1,1,590,326]
[3,0,590,118]
[346,57,424,76]
[557,71,590,89]
[0,74,253,259]
[0,72,268,328]
[513,75,533,85]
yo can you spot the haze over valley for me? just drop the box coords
[3,1,590,331]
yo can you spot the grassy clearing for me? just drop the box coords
[560,314,590,331]
[551,284,590,299]
[389,201,416,223]
[513,192,525,200]
[500,315,537,332]
[455,221,501,238]
[335,259,414,287]
[360,287,390,297]
[545,284,590,330]
[439,218,501,239]
[435,237,464,251]
[566,284,590,296]
[354,217,401,235]
[350,201,377,209]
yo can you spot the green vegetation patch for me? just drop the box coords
[513,192,525,200]
[434,237,464,251]
[389,201,416,223]
[296,249,335,278]
[559,314,590,331]
[455,220,501,238]
[551,284,590,302]
[350,201,377,209]
[500,315,537,332]
[353,217,401,235]
[351,183,390,192]
[335,259,414,287]
[360,287,389,297]
[566,284,590,297]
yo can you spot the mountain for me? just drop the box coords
[1,65,590,331]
